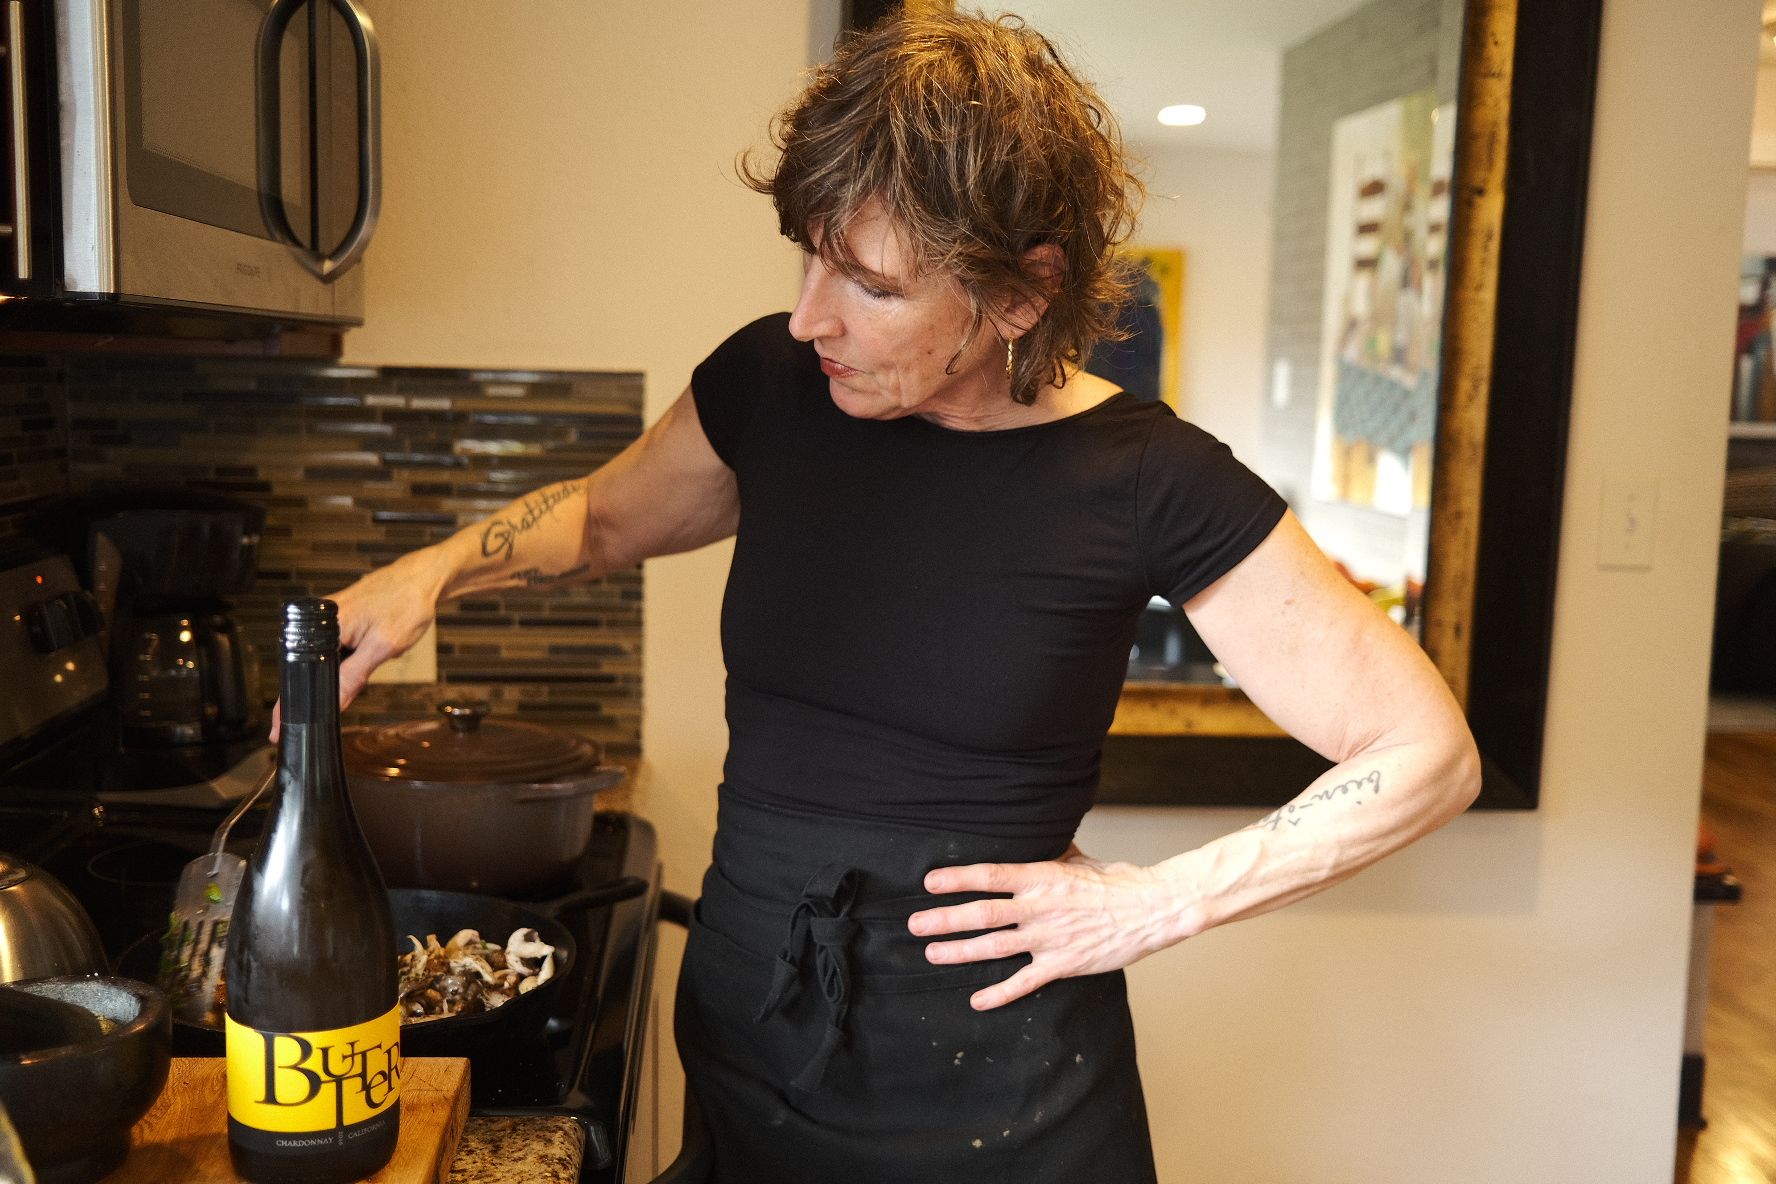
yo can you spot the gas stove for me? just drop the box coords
[0,552,664,1183]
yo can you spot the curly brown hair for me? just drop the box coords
[741,10,1144,405]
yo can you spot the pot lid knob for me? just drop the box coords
[439,700,490,733]
[0,851,29,891]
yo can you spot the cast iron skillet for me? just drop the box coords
[118,877,646,1059]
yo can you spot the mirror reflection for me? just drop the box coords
[1012,0,1467,687]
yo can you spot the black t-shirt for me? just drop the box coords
[692,313,1286,841]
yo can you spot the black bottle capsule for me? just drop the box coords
[224,598,400,1183]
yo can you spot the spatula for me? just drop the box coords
[159,761,274,1024]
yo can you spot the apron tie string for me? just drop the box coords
[751,863,860,1092]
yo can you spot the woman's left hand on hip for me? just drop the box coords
[909,845,1184,1010]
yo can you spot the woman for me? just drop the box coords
[322,13,1480,1180]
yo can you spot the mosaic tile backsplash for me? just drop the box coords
[0,359,69,542]
[0,353,644,756]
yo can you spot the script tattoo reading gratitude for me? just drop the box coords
[1244,769,1383,834]
[479,481,583,563]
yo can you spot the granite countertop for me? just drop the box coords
[449,1116,585,1184]
[594,754,643,816]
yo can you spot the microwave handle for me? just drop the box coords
[1,0,29,282]
[322,0,381,279]
[256,0,381,283]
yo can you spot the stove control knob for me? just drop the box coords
[64,591,104,639]
[23,597,77,654]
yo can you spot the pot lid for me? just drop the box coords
[343,701,603,784]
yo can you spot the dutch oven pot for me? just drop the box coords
[343,701,626,896]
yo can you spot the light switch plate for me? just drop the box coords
[367,621,438,684]
[1270,358,1292,409]
[1598,477,1657,571]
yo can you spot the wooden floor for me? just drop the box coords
[1676,732,1776,1184]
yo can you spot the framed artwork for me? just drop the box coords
[1734,255,1776,422]
[1311,92,1456,518]
[1085,247,1185,409]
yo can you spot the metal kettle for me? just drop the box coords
[0,852,106,983]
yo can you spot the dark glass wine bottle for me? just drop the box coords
[225,598,400,1184]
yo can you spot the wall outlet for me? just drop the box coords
[1598,477,1657,571]
[368,621,438,684]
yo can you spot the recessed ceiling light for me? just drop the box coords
[1158,104,1207,127]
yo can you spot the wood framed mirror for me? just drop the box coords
[1100,0,1605,810]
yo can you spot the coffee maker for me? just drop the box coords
[29,488,265,747]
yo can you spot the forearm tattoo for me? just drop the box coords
[1243,770,1383,834]
[479,481,583,563]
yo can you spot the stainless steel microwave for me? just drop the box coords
[0,0,379,326]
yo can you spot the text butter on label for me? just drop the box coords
[225,1008,403,1134]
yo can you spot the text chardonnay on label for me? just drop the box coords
[225,598,401,1184]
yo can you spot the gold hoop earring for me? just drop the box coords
[1005,339,1014,381]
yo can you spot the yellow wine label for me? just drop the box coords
[225,1007,402,1135]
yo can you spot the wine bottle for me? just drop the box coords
[225,598,401,1183]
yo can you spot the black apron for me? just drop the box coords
[674,793,1159,1184]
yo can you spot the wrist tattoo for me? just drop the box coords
[479,481,583,563]
[512,564,590,587]
[1244,769,1383,833]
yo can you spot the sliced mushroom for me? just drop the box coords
[507,927,554,965]
[395,923,557,1022]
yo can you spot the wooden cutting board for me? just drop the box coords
[103,1057,470,1184]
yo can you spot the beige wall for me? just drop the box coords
[1745,62,1776,250]
[1134,143,1275,468]
[1750,61,1776,167]
[1743,169,1776,251]
[350,0,1759,1179]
